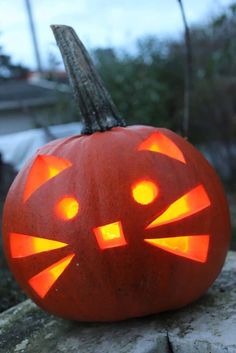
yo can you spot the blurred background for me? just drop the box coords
[0,0,235,312]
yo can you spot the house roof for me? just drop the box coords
[0,122,82,171]
[0,79,70,112]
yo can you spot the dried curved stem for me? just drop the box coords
[51,25,126,134]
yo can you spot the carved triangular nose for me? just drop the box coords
[93,221,127,250]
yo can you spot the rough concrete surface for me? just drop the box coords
[0,252,235,353]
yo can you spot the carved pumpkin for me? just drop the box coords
[2,25,231,322]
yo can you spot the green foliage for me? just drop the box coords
[93,39,185,130]
[92,3,236,147]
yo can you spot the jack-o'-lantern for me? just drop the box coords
[2,25,231,321]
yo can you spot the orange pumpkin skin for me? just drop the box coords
[2,125,230,321]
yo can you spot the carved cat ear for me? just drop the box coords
[138,132,186,163]
[24,155,72,202]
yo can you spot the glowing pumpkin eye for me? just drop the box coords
[132,180,158,205]
[56,197,79,220]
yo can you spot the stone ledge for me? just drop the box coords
[0,252,235,353]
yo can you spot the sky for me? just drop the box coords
[0,0,235,70]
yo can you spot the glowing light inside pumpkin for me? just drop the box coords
[145,235,210,262]
[56,197,79,220]
[24,155,71,202]
[10,233,68,258]
[146,185,210,229]
[28,254,75,298]
[94,221,127,249]
[132,180,158,205]
[138,131,186,163]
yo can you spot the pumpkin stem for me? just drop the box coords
[51,25,126,134]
